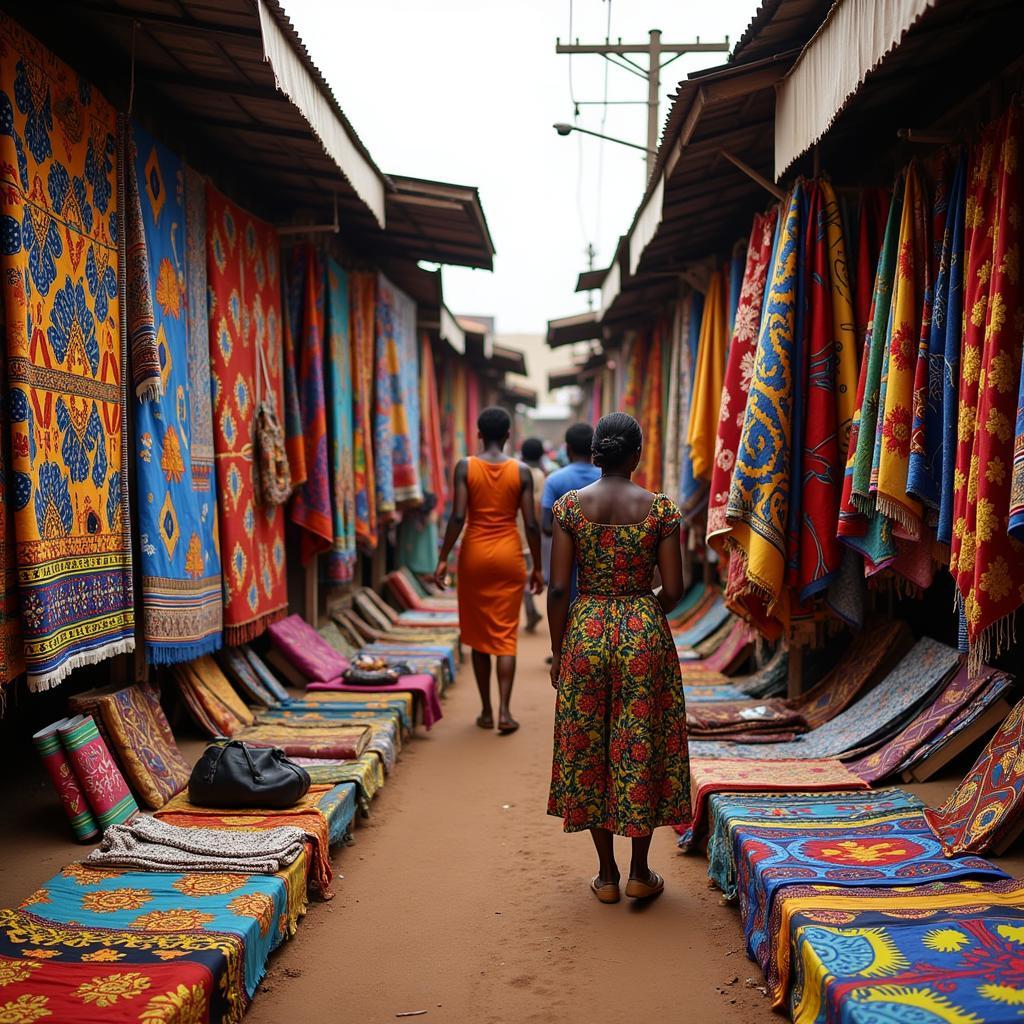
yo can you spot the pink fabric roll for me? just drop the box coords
[268,613,348,681]
[307,673,442,729]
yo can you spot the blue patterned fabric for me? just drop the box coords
[679,290,706,513]
[673,598,731,647]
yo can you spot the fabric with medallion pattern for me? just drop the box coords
[707,208,778,555]
[131,126,222,664]
[206,183,288,644]
[789,901,1024,1024]
[0,350,23,686]
[25,859,306,1000]
[924,695,1024,855]
[0,16,135,689]
[287,243,332,562]
[952,105,1024,668]
[725,184,803,639]
[548,490,690,836]
[349,271,378,549]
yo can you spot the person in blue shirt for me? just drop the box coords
[541,422,600,600]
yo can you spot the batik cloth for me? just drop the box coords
[687,758,869,842]
[33,719,99,840]
[688,636,959,760]
[924,695,1024,855]
[619,332,647,418]
[285,689,413,731]
[873,162,929,535]
[0,903,245,1024]
[847,663,996,783]
[733,811,1009,971]
[308,673,442,729]
[789,899,1024,1024]
[953,104,1024,667]
[375,273,421,512]
[0,351,23,686]
[707,208,778,553]
[635,322,664,490]
[688,269,729,481]
[130,126,222,664]
[703,788,923,898]
[59,716,138,830]
[290,754,384,811]
[0,16,135,689]
[323,257,357,583]
[206,183,288,644]
[909,153,963,526]
[726,184,803,638]
[26,861,305,999]
[287,244,332,561]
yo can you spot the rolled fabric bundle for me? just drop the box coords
[58,715,138,831]
[32,719,99,841]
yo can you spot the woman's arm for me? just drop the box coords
[433,459,469,589]
[655,524,683,613]
[546,514,575,687]
[520,464,544,595]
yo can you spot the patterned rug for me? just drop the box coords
[766,879,1024,1011]
[686,700,810,739]
[924,696,1024,855]
[701,789,922,897]
[689,637,959,759]
[673,598,731,648]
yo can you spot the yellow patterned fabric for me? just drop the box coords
[687,269,729,481]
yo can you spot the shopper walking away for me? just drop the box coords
[435,407,544,734]
[519,437,547,632]
[547,412,691,903]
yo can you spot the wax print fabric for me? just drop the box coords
[375,273,420,514]
[324,257,357,583]
[689,636,959,759]
[635,322,664,490]
[848,664,997,783]
[924,695,1024,855]
[33,719,99,840]
[0,16,135,689]
[789,902,1024,1024]
[129,126,222,664]
[703,788,924,898]
[206,183,288,644]
[287,244,332,561]
[26,862,305,999]
[726,185,803,638]
[707,208,778,554]
[688,269,729,481]
[952,105,1024,667]
[59,716,138,830]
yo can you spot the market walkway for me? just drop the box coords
[249,627,773,1023]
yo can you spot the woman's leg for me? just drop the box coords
[590,828,619,885]
[471,649,493,727]
[496,655,518,731]
[629,834,656,884]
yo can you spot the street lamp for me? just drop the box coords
[552,122,656,155]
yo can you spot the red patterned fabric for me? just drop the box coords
[349,271,378,551]
[635,323,664,490]
[206,184,288,644]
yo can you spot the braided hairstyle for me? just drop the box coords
[591,412,643,470]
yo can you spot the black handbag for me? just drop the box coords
[188,739,310,809]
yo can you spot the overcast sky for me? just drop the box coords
[283,1,760,334]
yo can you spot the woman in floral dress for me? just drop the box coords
[547,412,690,903]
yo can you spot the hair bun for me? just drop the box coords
[592,434,630,467]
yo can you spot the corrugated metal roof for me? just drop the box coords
[730,0,834,65]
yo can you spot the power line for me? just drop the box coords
[594,0,612,251]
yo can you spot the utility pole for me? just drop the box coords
[555,29,729,181]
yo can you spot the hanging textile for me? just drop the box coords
[0,352,22,686]
[635,323,664,490]
[952,104,1024,666]
[909,153,965,539]
[206,183,288,644]
[663,309,683,501]
[725,184,803,639]
[727,246,745,338]
[324,257,356,584]
[419,334,448,513]
[853,188,890,343]
[620,332,647,418]
[374,275,421,513]
[465,365,480,450]
[687,269,729,481]
[287,244,331,562]
[453,360,468,462]
[130,127,222,664]
[348,270,377,551]
[678,292,707,517]
[0,18,134,689]
[280,269,307,492]
[707,208,779,555]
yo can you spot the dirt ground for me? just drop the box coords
[1,624,1021,1024]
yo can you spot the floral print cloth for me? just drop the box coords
[548,490,690,836]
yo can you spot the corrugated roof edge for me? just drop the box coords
[388,174,497,258]
[729,0,787,62]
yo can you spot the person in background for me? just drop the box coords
[435,407,544,735]
[546,412,689,904]
[519,437,547,632]
[541,423,600,601]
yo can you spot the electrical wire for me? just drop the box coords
[594,0,612,253]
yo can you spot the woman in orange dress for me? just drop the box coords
[435,407,544,733]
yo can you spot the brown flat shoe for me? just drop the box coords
[625,872,664,900]
[476,714,494,730]
[591,877,620,904]
[497,718,519,735]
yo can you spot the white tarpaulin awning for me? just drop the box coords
[628,174,665,276]
[600,261,622,319]
[258,0,387,227]
[774,0,939,178]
